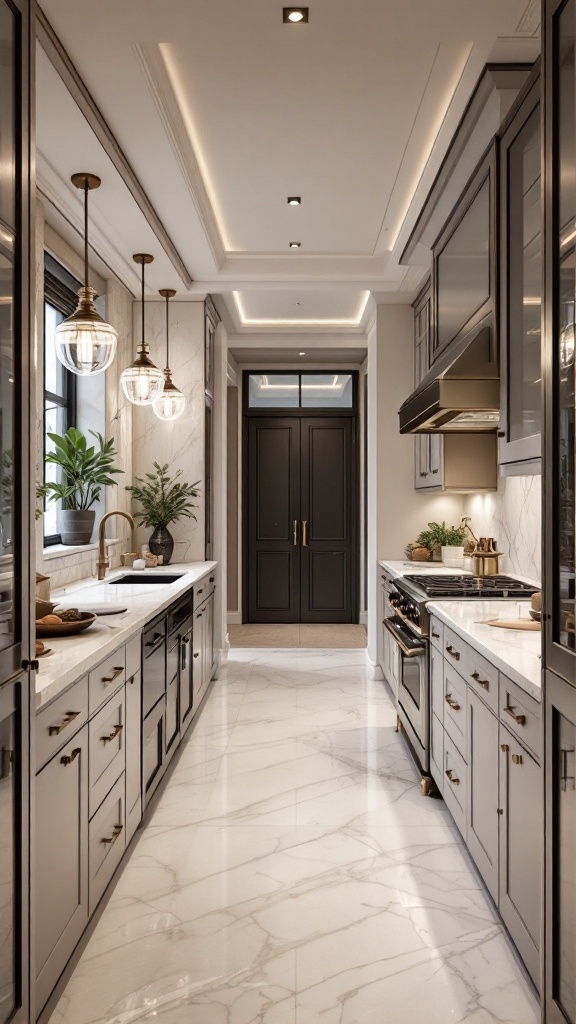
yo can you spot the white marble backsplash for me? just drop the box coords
[465,474,542,584]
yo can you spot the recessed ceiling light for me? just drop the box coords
[287,196,301,205]
[283,7,309,23]
[289,242,301,248]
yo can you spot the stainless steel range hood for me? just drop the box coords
[398,318,499,434]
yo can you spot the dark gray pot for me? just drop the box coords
[149,525,174,565]
[58,509,96,545]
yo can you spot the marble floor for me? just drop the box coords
[50,649,540,1024]
[228,624,367,648]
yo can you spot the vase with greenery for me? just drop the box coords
[416,520,468,566]
[126,462,200,565]
[38,427,123,545]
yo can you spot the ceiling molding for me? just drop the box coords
[134,43,226,271]
[36,6,194,289]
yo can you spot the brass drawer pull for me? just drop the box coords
[500,743,509,753]
[209,576,215,583]
[293,519,298,546]
[471,671,489,690]
[101,666,124,685]
[49,710,80,736]
[446,645,460,661]
[445,769,460,786]
[193,652,199,659]
[444,694,461,711]
[101,724,123,744]
[60,747,81,766]
[101,824,123,845]
[511,753,523,765]
[197,588,204,596]
[432,631,440,639]
[302,520,308,547]
[504,705,526,726]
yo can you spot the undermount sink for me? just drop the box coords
[108,573,185,585]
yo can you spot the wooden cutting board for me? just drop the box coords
[483,619,540,631]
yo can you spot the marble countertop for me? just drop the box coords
[427,600,542,702]
[379,559,470,579]
[35,562,217,709]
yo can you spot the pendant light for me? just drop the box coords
[54,173,117,375]
[153,289,186,421]
[120,254,165,405]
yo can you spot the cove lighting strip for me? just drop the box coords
[233,291,371,327]
[258,375,343,390]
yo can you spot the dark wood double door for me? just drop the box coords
[246,417,357,623]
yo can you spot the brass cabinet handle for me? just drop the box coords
[193,652,199,659]
[432,469,439,474]
[197,588,204,596]
[60,747,81,766]
[301,520,308,547]
[432,631,440,639]
[49,710,80,736]
[470,671,489,690]
[293,519,298,546]
[101,824,123,845]
[500,743,509,753]
[209,576,215,583]
[504,705,526,726]
[101,724,123,744]
[445,645,460,661]
[101,666,124,685]
[445,769,460,786]
[511,753,523,765]
[444,694,461,711]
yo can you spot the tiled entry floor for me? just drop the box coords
[228,623,367,648]
[50,649,539,1024]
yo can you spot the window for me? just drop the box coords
[43,255,78,544]
[247,372,354,409]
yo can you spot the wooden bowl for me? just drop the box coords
[529,608,542,623]
[35,612,97,638]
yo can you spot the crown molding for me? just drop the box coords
[36,6,193,289]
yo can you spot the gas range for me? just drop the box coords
[391,574,539,638]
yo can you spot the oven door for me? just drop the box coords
[384,616,429,773]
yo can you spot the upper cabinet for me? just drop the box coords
[498,69,542,474]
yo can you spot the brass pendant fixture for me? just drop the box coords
[120,254,165,406]
[54,173,118,375]
[153,289,186,421]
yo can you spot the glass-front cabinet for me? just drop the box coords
[498,70,542,473]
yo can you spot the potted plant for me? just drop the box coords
[126,462,200,565]
[38,427,123,545]
[416,520,468,567]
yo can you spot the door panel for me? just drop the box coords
[247,419,300,622]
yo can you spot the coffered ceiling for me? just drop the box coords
[37,0,539,337]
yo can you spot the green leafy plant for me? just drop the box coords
[416,520,467,549]
[126,463,200,529]
[38,427,123,511]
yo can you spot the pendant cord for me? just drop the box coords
[141,260,145,350]
[165,292,170,370]
[84,179,89,290]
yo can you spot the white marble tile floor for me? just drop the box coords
[49,648,540,1024]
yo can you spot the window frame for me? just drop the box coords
[243,370,358,416]
[43,255,78,546]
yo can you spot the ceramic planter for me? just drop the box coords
[57,509,96,545]
[441,545,465,568]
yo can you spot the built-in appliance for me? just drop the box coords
[383,573,539,785]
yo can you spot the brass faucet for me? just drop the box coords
[97,510,135,580]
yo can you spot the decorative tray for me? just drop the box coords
[35,612,96,638]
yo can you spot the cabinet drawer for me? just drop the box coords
[88,772,126,915]
[430,644,444,722]
[36,677,89,772]
[499,675,541,762]
[467,649,499,714]
[193,577,215,611]
[443,627,467,675]
[443,732,467,837]
[443,662,468,760]
[126,634,141,680]
[89,648,126,714]
[430,617,443,652]
[430,711,444,793]
[89,688,126,818]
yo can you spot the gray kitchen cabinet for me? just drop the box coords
[125,668,142,844]
[35,725,89,1014]
[467,688,499,902]
[88,772,126,916]
[203,589,215,687]
[193,603,206,703]
[499,724,541,986]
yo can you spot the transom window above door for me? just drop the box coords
[247,372,354,409]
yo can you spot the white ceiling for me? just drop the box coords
[38,0,539,338]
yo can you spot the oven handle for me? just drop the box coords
[383,618,425,659]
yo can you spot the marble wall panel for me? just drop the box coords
[465,474,542,583]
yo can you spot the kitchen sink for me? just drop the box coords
[108,573,185,585]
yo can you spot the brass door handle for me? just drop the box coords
[301,520,308,547]
[445,769,460,786]
[293,519,298,546]
[470,671,489,690]
[49,710,80,736]
[101,824,123,845]
[101,724,123,744]
[504,705,526,726]
[444,694,461,711]
[445,645,460,661]
[60,747,81,766]
[101,666,124,685]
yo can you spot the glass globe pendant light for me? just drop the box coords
[54,173,117,375]
[153,289,186,421]
[120,253,165,405]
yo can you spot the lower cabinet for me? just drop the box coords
[467,689,499,903]
[179,625,194,733]
[88,773,126,915]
